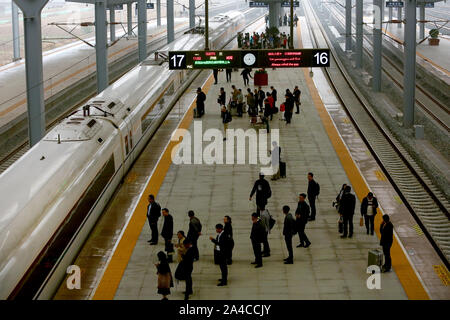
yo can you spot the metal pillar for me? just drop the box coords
[94,0,108,93]
[388,7,393,22]
[12,1,20,61]
[403,0,416,128]
[289,0,294,49]
[167,0,174,43]
[355,0,363,68]
[205,0,209,50]
[138,0,147,62]
[157,0,161,27]
[13,0,49,146]
[372,0,382,92]
[127,3,133,36]
[398,5,402,28]
[345,0,352,51]
[189,0,195,28]
[109,8,115,42]
[419,5,425,39]
[268,2,279,29]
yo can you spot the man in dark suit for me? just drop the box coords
[339,185,356,238]
[380,214,394,273]
[282,205,296,264]
[196,87,206,117]
[146,194,161,245]
[249,173,272,214]
[209,224,228,286]
[161,208,174,262]
[270,86,277,109]
[250,212,266,268]
[361,192,379,235]
[295,193,312,248]
[307,172,320,221]
[182,239,195,300]
[187,210,202,261]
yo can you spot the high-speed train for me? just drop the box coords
[0,10,247,300]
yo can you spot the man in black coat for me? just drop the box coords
[161,208,174,262]
[250,212,266,268]
[360,192,379,235]
[293,86,301,114]
[146,194,161,245]
[182,239,195,300]
[257,86,265,112]
[380,214,394,272]
[295,193,312,248]
[196,87,206,117]
[339,185,356,238]
[282,205,296,264]
[307,172,320,221]
[210,224,228,286]
[270,86,277,109]
[187,210,202,261]
[249,173,272,214]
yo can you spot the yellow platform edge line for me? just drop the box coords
[92,75,214,300]
[297,23,429,300]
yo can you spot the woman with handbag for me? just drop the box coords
[156,251,173,300]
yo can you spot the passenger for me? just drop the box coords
[293,85,301,114]
[380,214,394,273]
[196,87,206,117]
[250,212,266,268]
[263,98,271,132]
[295,193,312,248]
[237,88,244,117]
[361,192,379,235]
[181,239,195,300]
[175,230,186,263]
[161,208,174,263]
[284,14,288,26]
[270,141,281,181]
[218,87,226,108]
[267,92,274,120]
[147,194,161,245]
[339,185,356,238]
[270,86,277,110]
[231,85,239,110]
[221,106,232,141]
[209,224,228,286]
[249,172,272,214]
[257,86,265,112]
[240,67,252,87]
[155,251,173,300]
[259,205,271,257]
[253,88,260,112]
[246,88,256,116]
[223,216,234,265]
[282,205,296,264]
[307,172,320,221]
[283,93,294,124]
[213,69,218,85]
[294,13,299,26]
[333,183,347,212]
[187,210,202,261]
[226,68,232,83]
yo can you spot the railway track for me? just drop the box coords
[304,0,450,268]
[326,3,450,133]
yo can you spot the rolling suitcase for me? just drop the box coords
[194,108,200,118]
[368,249,383,268]
[279,161,286,178]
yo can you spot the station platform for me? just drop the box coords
[53,12,449,301]
[0,18,189,132]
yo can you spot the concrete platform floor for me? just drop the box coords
[113,67,408,300]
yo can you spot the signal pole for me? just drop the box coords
[205,0,209,50]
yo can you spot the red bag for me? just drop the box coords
[280,103,285,112]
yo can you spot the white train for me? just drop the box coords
[0,10,247,300]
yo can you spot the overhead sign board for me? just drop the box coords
[249,1,269,8]
[281,1,300,7]
[147,2,154,9]
[386,1,404,8]
[107,4,123,10]
[168,49,331,70]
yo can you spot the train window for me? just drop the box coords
[66,121,81,125]
[125,136,129,155]
[93,100,105,103]
[130,130,133,148]
[87,119,97,128]
[107,102,116,109]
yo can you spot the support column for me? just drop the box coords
[289,0,294,48]
[109,8,115,42]
[12,1,20,61]
[138,0,147,62]
[167,0,174,43]
[157,0,161,27]
[388,7,393,23]
[127,3,132,36]
[403,0,416,128]
[189,0,195,28]
[372,0,382,92]
[95,0,108,93]
[13,0,49,146]
[345,0,352,51]
[268,2,279,29]
[419,5,425,39]
[398,5,402,28]
[355,0,363,68]
[205,0,209,50]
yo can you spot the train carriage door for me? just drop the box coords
[121,118,134,172]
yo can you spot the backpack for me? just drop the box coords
[316,182,320,196]
[268,213,276,230]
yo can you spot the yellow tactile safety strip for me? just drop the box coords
[297,23,429,300]
[92,75,214,300]
[433,265,450,286]
[412,224,425,236]
[374,170,387,181]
